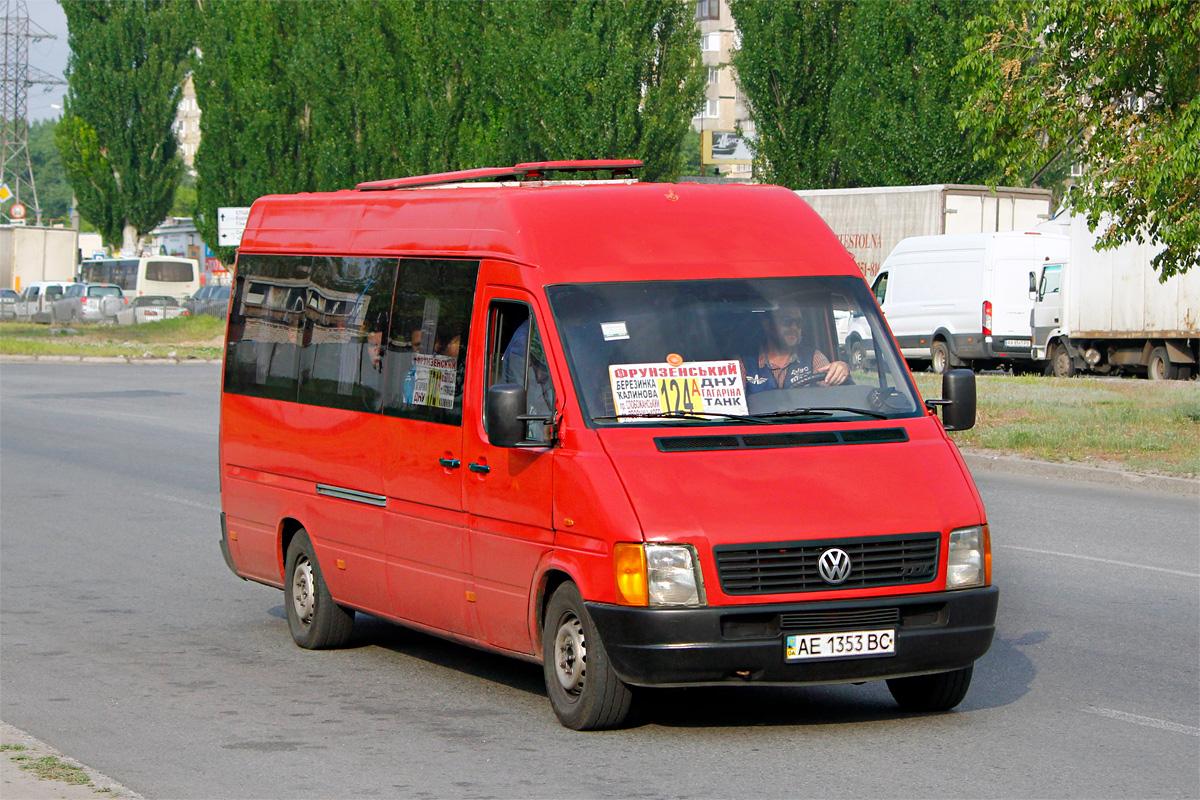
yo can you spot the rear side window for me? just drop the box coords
[44,286,64,300]
[25,287,39,299]
[225,255,313,402]
[381,258,479,426]
[146,260,194,282]
[65,285,84,297]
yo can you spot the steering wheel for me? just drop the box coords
[788,372,828,388]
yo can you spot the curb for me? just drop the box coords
[0,354,221,365]
[961,450,1198,498]
[1,721,142,799]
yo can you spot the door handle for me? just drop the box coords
[468,462,490,474]
[438,458,461,469]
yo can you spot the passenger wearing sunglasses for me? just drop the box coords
[742,302,850,394]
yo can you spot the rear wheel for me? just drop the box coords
[284,530,355,649]
[887,665,973,712]
[931,340,951,374]
[849,339,868,371]
[543,582,633,730]
[1147,346,1178,381]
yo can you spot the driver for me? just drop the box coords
[742,301,850,393]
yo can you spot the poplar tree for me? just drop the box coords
[56,0,195,251]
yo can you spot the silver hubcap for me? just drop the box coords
[292,557,315,625]
[553,614,587,695]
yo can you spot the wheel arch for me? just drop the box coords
[277,517,307,582]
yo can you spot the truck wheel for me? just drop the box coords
[284,530,355,649]
[1147,347,1178,381]
[543,582,633,730]
[1051,344,1075,378]
[887,665,973,712]
[931,341,951,374]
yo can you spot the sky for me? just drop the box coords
[22,0,71,122]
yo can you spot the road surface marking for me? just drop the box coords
[998,545,1199,578]
[149,493,220,512]
[1086,707,1200,737]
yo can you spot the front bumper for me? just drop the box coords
[587,586,997,687]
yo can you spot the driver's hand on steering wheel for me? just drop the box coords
[817,361,850,385]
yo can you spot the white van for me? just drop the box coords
[871,231,1069,372]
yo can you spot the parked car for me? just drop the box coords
[0,288,18,320]
[15,281,73,323]
[115,295,190,325]
[50,283,127,323]
[184,284,232,317]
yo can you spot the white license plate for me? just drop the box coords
[1004,339,1031,348]
[785,629,896,661]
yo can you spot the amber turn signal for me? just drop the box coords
[614,543,648,606]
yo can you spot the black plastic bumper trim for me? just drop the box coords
[586,586,998,687]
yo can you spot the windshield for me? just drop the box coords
[546,277,921,426]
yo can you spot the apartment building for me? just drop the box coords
[692,0,754,181]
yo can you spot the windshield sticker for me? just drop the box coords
[600,321,629,341]
[608,360,747,418]
[405,353,457,409]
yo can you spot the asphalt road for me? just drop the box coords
[2,364,1197,799]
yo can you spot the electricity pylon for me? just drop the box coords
[1,0,65,225]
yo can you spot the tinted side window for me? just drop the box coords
[296,256,397,413]
[381,259,479,425]
[224,254,312,402]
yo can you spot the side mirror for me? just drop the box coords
[940,369,976,431]
[486,383,527,447]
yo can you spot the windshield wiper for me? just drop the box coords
[592,410,771,425]
[753,406,889,420]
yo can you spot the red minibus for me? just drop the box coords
[219,160,996,730]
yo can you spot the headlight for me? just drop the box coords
[613,543,706,607]
[946,525,990,589]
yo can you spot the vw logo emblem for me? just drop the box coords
[818,548,852,585]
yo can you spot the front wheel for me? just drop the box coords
[284,530,355,649]
[887,665,973,712]
[1051,343,1075,378]
[542,583,633,730]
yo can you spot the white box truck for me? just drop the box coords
[795,184,1053,282]
[1030,213,1199,380]
[0,225,79,292]
[867,231,1070,373]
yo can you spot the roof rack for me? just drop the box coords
[355,159,642,191]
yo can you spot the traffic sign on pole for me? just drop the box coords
[218,207,251,247]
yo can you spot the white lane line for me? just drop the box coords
[149,493,220,513]
[998,545,1199,578]
[1086,707,1200,737]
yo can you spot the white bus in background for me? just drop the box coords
[78,256,201,302]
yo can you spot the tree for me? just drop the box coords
[728,0,853,188]
[56,0,195,252]
[831,1,997,187]
[957,0,1200,279]
[492,1,705,182]
[193,0,704,261]
[28,119,73,223]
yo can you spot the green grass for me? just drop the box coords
[913,372,1200,477]
[0,317,223,359]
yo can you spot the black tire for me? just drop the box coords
[284,529,355,649]
[542,582,633,730]
[1147,346,1178,381]
[849,339,868,371]
[1051,343,1075,378]
[887,665,973,712]
[931,340,951,374]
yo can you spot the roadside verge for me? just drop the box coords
[1,721,142,799]
[961,449,1197,498]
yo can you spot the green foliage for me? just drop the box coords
[27,118,73,223]
[957,0,1200,279]
[56,0,195,249]
[831,1,996,187]
[730,0,1001,189]
[193,0,703,260]
[728,0,851,188]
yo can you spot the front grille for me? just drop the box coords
[714,532,940,595]
[779,607,901,631]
